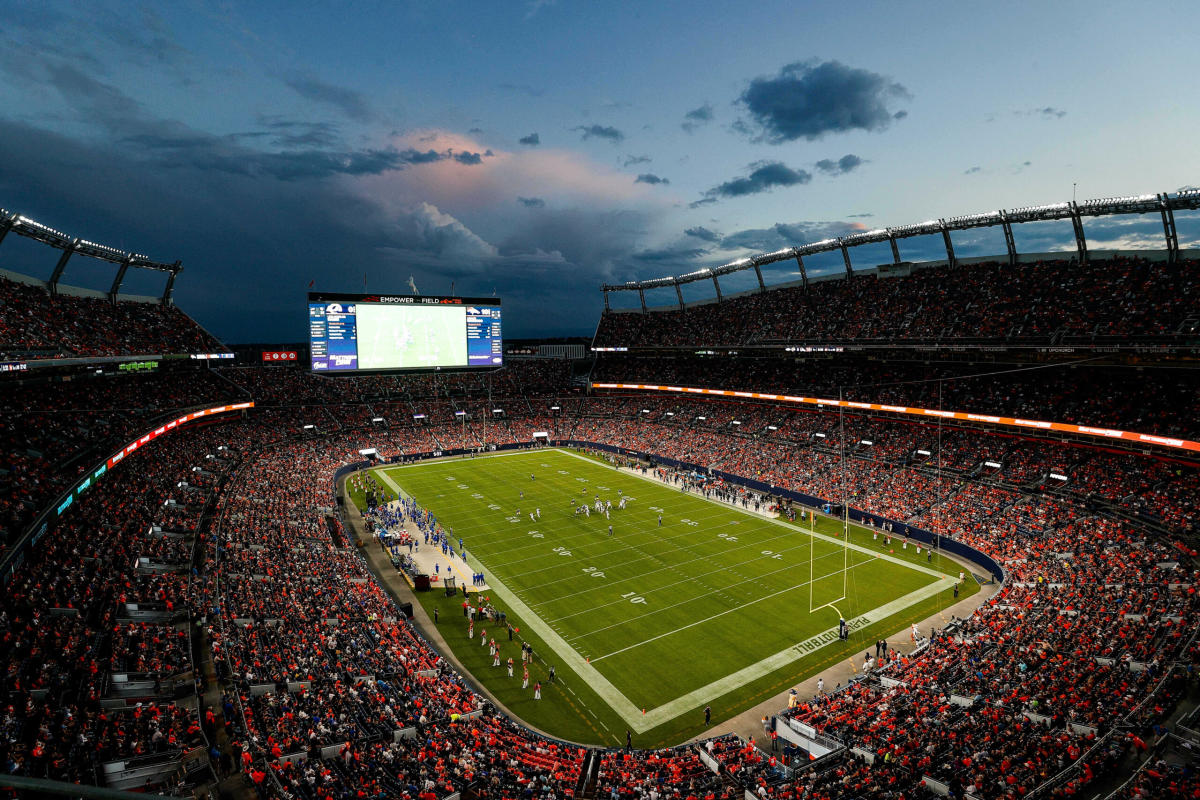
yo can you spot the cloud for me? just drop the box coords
[698,161,811,204]
[635,173,669,185]
[681,103,714,133]
[964,166,982,175]
[814,153,864,175]
[623,154,651,167]
[518,132,540,146]
[633,246,709,263]
[283,74,373,122]
[37,62,494,182]
[573,124,625,143]
[453,150,485,165]
[251,118,342,149]
[719,219,868,251]
[684,226,721,242]
[517,196,546,208]
[737,59,911,143]
[1016,106,1067,119]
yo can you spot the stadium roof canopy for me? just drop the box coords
[602,189,1200,306]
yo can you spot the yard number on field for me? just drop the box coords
[582,566,606,578]
[622,591,647,605]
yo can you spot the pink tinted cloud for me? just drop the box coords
[347,129,666,215]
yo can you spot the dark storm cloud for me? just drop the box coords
[453,151,485,165]
[696,161,811,205]
[283,74,373,122]
[737,60,911,143]
[573,124,625,143]
[684,226,721,242]
[635,173,669,185]
[253,119,342,149]
[681,103,714,133]
[519,132,541,146]
[37,63,461,182]
[517,196,546,208]
[719,220,867,251]
[814,154,864,175]
[633,246,708,263]
[623,155,651,167]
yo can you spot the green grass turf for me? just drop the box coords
[347,447,977,747]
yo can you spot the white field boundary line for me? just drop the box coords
[635,577,954,730]
[378,449,957,733]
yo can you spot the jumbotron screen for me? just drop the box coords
[308,292,502,373]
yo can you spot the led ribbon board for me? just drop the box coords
[590,383,1200,454]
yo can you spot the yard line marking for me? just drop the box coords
[544,546,854,626]
[586,557,884,660]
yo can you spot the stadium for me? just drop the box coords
[4,5,1200,800]
[2,179,1199,800]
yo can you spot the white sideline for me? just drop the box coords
[373,448,957,733]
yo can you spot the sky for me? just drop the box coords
[0,0,1197,341]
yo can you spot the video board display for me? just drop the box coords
[308,292,502,373]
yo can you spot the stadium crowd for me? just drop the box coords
[1,258,1197,799]
[0,274,225,359]
[594,256,1200,348]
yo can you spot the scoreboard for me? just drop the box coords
[309,293,502,373]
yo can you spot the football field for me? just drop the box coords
[353,448,972,746]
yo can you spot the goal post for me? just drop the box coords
[807,505,850,617]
